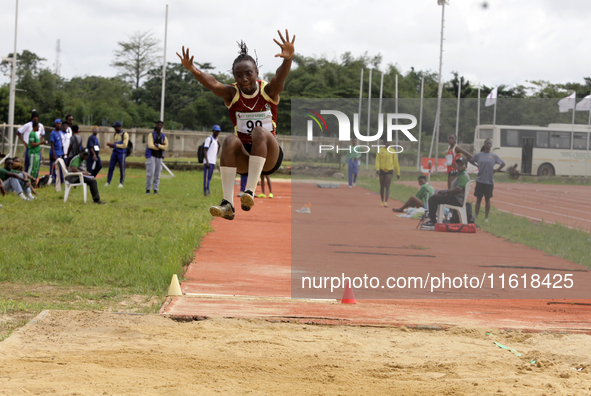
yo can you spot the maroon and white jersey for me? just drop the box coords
[227,79,278,145]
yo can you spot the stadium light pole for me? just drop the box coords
[160,4,169,122]
[433,0,448,172]
[7,0,19,156]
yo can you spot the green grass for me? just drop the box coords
[475,209,591,267]
[354,175,591,269]
[0,168,218,295]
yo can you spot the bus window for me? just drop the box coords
[549,132,570,149]
[501,129,520,147]
[536,131,549,148]
[478,128,493,140]
[573,133,588,150]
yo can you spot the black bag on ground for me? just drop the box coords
[450,202,474,224]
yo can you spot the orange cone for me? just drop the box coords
[341,282,357,304]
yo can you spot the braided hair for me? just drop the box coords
[232,41,260,73]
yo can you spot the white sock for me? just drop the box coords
[18,192,28,200]
[245,156,266,195]
[220,167,237,208]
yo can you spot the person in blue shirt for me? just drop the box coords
[105,121,129,188]
[86,126,102,177]
[49,119,64,181]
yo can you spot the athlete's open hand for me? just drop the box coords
[273,29,296,60]
[176,46,199,74]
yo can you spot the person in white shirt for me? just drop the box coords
[17,109,45,172]
[203,125,220,196]
[62,114,74,165]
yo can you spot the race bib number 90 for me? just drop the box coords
[236,111,273,134]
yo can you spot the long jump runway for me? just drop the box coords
[161,181,591,332]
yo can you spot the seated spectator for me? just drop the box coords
[0,157,35,201]
[421,157,471,231]
[392,175,434,213]
[68,149,106,205]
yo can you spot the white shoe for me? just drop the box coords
[484,218,489,223]
[296,206,311,214]
[27,194,36,200]
[353,182,356,187]
[237,191,244,197]
[240,190,254,211]
[349,185,352,189]
[104,182,110,187]
[118,183,123,188]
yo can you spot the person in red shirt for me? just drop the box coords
[178,30,295,220]
[445,134,472,189]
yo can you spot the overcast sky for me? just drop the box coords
[1,0,590,91]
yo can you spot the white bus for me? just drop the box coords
[474,124,591,176]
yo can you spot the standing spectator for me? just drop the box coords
[203,125,220,196]
[86,126,102,177]
[237,174,247,198]
[0,158,34,200]
[105,121,128,188]
[61,114,74,165]
[67,125,83,160]
[375,136,400,207]
[445,134,472,189]
[145,121,168,194]
[68,149,106,204]
[469,138,505,222]
[344,138,361,188]
[17,109,45,172]
[257,175,273,198]
[27,121,46,179]
[49,119,64,181]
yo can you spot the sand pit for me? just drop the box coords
[0,310,590,395]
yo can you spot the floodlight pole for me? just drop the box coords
[7,0,19,156]
[358,69,366,169]
[433,0,447,172]
[367,68,372,170]
[417,77,424,171]
[160,4,169,122]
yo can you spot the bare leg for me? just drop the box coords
[260,175,266,195]
[484,196,491,219]
[475,196,482,217]
[220,134,250,173]
[266,175,272,194]
[392,196,424,212]
[379,173,385,202]
[383,173,393,203]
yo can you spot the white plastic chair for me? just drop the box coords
[437,180,474,225]
[56,158,87,203]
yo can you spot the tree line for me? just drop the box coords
[2,31,591,144]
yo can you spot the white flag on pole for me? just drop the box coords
[558,92,576,113]
[485,87,497,107]
[575,94,591,111]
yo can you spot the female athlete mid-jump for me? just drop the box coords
[177,30,295,220]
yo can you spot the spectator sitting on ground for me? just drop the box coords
[68,149,106,205]
[392,175,434,213]
[421,157,471,231]
[0,158,35,201]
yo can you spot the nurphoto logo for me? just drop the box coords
[304,109,418,153]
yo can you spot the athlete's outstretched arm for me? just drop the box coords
[265,30,296,101]
[176,46,235,104]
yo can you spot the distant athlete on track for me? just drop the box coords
[177,30,295,220]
